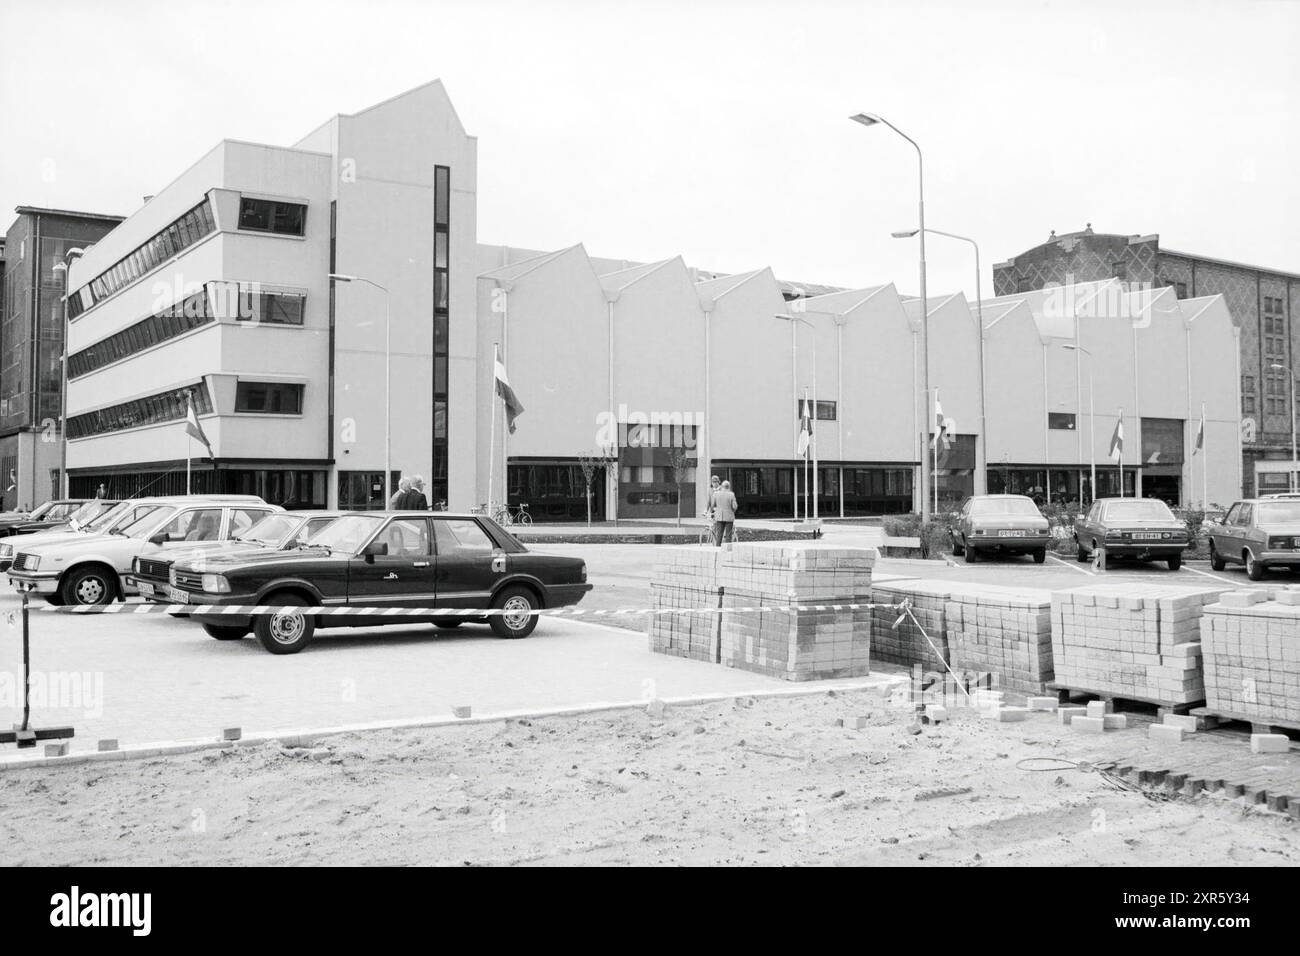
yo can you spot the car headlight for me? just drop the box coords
[580,562,587,583]
[131,557,141,573]
[201,573,230,594]
[24,555,39,571]
[0,544,11,558]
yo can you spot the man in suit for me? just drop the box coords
[712,480,739,548]
[389,477,411,509]
[400,476,430,511]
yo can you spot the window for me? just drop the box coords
[69,287,214,378]
[1049,412,1077,430]
[378,518,431,558]
[157,508,223,543]
[431,164,451,508]
[66,383,212,440]
[261,292,304,325]
[237,198,306,236]
[234,382,304,414]
[795,400,836,421]
[229,508,269,537]
[434,518,494,555]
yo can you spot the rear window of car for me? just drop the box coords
[434,519,495,554]
[1104,500,1174,521]
[970,498,1039,516]
[1255,502,1300,523]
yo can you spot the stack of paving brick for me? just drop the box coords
[647,547,722,661]
[719,545,876,681]
[868,580,952,670]
[1200,589,1300,726]
[1049,583,1228,706]
[944,583,1054,694]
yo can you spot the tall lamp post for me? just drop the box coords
[329,273,392,507]
[776,312,818,521]
[851,111,929,520]
[1064,344,1097,504]
[52,248,86,500]
[1272,363,1298,493]
[892,227,985,495]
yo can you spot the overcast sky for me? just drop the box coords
[2,0,1296,297]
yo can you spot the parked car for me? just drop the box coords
[7,496,278,606]
[166,511,592,654]
[1205,497,1300,579]
[0,499,153,572]
[0,498,118,540]
[1073,497,1189,570]
[0,499,89,536]
[128,510,342,600]
[951,494,1051,563]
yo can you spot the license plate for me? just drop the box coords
[166,586,189,603]
[1133,532,1161,540]
[137,582,154,597]
[998,530,1028,537]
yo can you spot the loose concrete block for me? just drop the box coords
[1085,700,1110,718]
[1162,714,1199,733]
[646,699,667,718]
[925,705,948,723]
[44,743,68,757]
[451,705,472,719]
[1220,590,1268,608]
[839,716,868,730]
[1102,714,1128,730]
[1251,733,1291,754]
[222,727,241,741]
[1058,706,1087,725]
[1275,590,1300,606]
[1148,723,1185,744]
[1028,696,1059,712]
[996,707,1029,722]
[1072,716,1106,734]
[96,739,119,752]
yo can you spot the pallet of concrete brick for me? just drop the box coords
[868,580,952,671]
[647,547,722,661]
[1200,589,1300,728]
[944,583,1054,694]
[1049,583,1229,707]
[719,544,876,681]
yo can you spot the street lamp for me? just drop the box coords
[52,248,86,499]
[892,227,986,497]
[329,273,392,507]
[776,312,818,521]
[852,111,930,521]
[1271,363,1297,493]
[1064,344,1097,504]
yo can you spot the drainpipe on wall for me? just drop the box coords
[605,292,618,524]
[702,299,713,518]
[1132,325,1142,498]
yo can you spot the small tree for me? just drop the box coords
[669,446,692,527]
[578,452,601,527]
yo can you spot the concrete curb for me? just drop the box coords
[0,673,909,773]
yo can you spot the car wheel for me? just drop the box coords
[489,585,539,639]
[963,541,978,563]
[1167,555,1182,571]
[60,566,115,607]
[431,616,463,629]
[203,623,249,640]
[1245,550,1265,581]
[1209,542,1226,571]
[254,594,315,654]
[950,533,964,556]
[1033,548,1046,564]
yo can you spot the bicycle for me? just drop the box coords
[492,502,533,527]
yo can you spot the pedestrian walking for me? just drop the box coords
[704,474,721,518]
[712,479,738,548]
[389,477,411,509]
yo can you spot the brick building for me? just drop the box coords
[994,227,1300,498]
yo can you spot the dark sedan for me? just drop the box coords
[951,494,1051,563]
[127,510,342,599]
[0,499,92,537]
[164,512,592,654]
[1073,497,1189,570]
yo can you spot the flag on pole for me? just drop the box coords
[1195,406,1205,452]
[1108,413,1124,462]
[796,397,812,458]
[931,391,950,448]
[494,349,525,433]
[185,391,212,456]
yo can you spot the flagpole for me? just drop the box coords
[186,435,191,495]
[488,342,498,513]
[1202,401,1208,508]
[803,387,810,522]
[1118,407,1124,497]
[933,388,939,516]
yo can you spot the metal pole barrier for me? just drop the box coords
[1,590,75,749]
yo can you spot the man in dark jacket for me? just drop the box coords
[399,475,430,510]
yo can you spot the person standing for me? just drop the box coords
[712,479,739,548]
[402,475,430,511]
[389,477,411,509]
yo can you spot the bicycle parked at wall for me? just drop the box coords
[492,502,533,527]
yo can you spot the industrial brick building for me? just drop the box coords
[994,227,1299,497]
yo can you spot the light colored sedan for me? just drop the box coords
[952,494,1051,564]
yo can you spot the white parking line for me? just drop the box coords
[1047,553,1095,576]
[1179,564,1241,586]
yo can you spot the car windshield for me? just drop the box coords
[44,503,81,521]
[86,501,131,530]
[104,504,163,533]
[306,514,384,553]
[238,513,299,545]
[970,498,1040,516]
[1255,501,1300,523]
[67,500,112,526]
[1105,500,1174,521]
[120,506,177,539]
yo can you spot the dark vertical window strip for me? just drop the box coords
[432,166,450,504]
[327,200,337,465]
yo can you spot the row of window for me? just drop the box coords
[67,384,212,441]
[237,198,306,237]
[69,201,216,319]
[68,289,214,379]
[1264,295,1286,316]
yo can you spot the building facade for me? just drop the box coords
[994,227,1299,498]
[0,206,124,510]
[61,81,477,509]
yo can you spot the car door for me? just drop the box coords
[1238,503,1260,555]
[1216,503,1242,557]
[958,500,972,540]
[347,516,438,608]
[432,517,505,609]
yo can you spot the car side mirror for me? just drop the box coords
[362,541,388,562]
[149,532,167,546]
